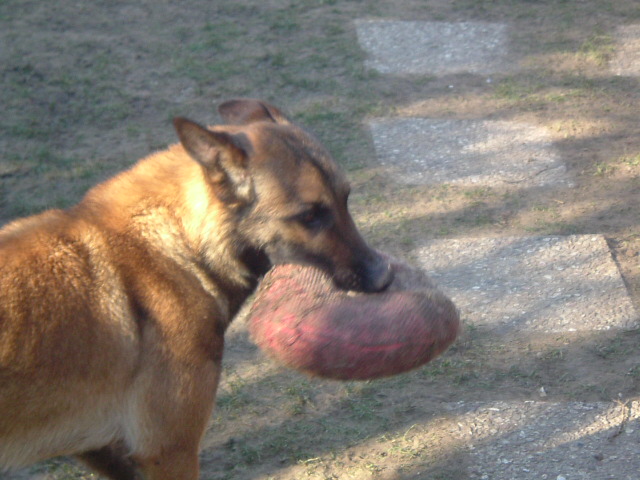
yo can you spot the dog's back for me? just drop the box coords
[0,176,154,468]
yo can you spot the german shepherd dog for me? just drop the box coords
[0,99,392,479]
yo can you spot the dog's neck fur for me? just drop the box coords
[78,143,261,319]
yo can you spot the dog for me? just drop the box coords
[0,99,393,480]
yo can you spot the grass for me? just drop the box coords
[284,380,314,415]
[594,161,616,176]
[493,78,541,102]
[578,31,616,66]
[28,459,96,480]
[3,0,640,479]
[0,2,384,217]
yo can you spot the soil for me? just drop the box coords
[1,1,640,479]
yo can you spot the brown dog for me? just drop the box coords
[0,99,392,480]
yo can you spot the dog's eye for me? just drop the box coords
[296,205,332,231]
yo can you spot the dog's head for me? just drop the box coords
[174,99,392,293]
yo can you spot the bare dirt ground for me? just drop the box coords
[1,1,640,479]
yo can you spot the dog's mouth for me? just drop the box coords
[239,246,273,278]
[257,243,393,294]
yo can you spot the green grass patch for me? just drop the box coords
[578,32,615,66]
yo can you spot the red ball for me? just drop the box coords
[246,260,460,380]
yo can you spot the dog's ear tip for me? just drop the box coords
[173,116,198,131]
[217,99,250,119]
[218,99,289,125]
[217,98,251,113]
[172,117,191,137]
[173,118,216,148]
[217,99,237,111]
[217,99,245,120]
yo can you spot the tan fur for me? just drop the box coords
[0,99,391,480]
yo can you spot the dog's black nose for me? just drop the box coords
[361,256,394,293]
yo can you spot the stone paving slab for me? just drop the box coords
[368,118,571,188]
[435,400,640,480]
[611,24,640,76]
[412,235,638,333]
[354,20,509,75]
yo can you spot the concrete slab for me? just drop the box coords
[611,24,640,76]
[437,400,640,480]
[412,235,638,333]
[368,118,571,188]
[354,20,509,75]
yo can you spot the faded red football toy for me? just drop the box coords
[246,256,460,380]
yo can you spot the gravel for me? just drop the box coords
[440,400,640,480]
[611,24,640,76]
[412,235,638,333]
[354,20,510,75]
[368,118,571,188]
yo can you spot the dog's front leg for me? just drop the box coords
[124,394,211,480]
[128,354,221,480]
[134,445,201,480]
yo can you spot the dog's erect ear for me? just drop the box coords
[173,117,254,206]
[218,98,290,125]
